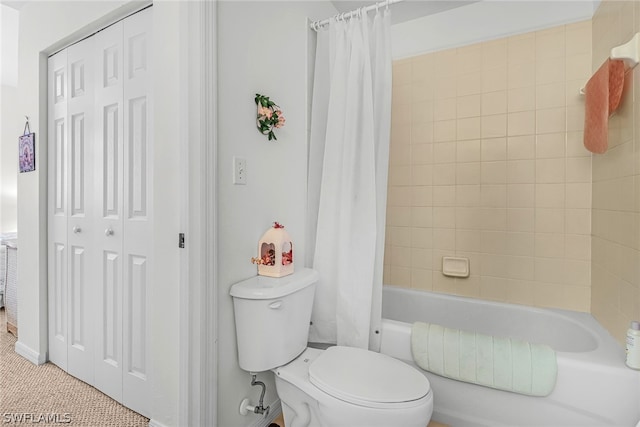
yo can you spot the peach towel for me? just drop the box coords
[583,59,625,154]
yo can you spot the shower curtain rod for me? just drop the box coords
[310,0,404,31]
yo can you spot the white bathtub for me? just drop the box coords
[380,286,640,427]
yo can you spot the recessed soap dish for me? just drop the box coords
[442,256,470,278]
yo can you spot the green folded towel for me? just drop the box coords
[411,322,557,397]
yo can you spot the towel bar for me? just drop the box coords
[580,32,640,95]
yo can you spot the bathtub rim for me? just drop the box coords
[380,286,640,426]
[381,285,627,361]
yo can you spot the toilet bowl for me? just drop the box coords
[274,346,433,427]
[230,268,433,427]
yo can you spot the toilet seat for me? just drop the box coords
[308,346,431,409]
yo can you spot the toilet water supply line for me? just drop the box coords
[240,374,270,417]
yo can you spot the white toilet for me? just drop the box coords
[230,268,433,427]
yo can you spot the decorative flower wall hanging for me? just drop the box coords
[255,93,285,141]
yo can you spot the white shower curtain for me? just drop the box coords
[307,9,392,350]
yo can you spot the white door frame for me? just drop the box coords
[178,1,218,426]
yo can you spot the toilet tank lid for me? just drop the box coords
[230,268,319,300]
[309,346,431,408]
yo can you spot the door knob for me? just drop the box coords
[72,226,82,234]
[105,228,114,236]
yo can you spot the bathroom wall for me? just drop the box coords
[590,0,640,344]
[216,2,336,426]
[1,4,19,233]
[1,83,19,233]
[391,0,596,60]
[384,20,594,312]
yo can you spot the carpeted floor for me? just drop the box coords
[0,308,149,426]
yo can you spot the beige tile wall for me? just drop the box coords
[591,0,640,344]
[384,21,593,312]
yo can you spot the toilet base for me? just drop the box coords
[273,348,433,427]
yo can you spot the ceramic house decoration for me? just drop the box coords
[251,222,294,277]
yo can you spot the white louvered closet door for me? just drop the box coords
[48,7,152,418]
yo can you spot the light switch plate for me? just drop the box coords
[233,156,246,185]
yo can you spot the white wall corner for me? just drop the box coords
[14,340,47,365]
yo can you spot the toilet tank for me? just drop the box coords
[230,268,319,372]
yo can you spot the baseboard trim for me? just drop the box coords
[247,399,282,427]
[148,419,169,427]
[14,341,47,365]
